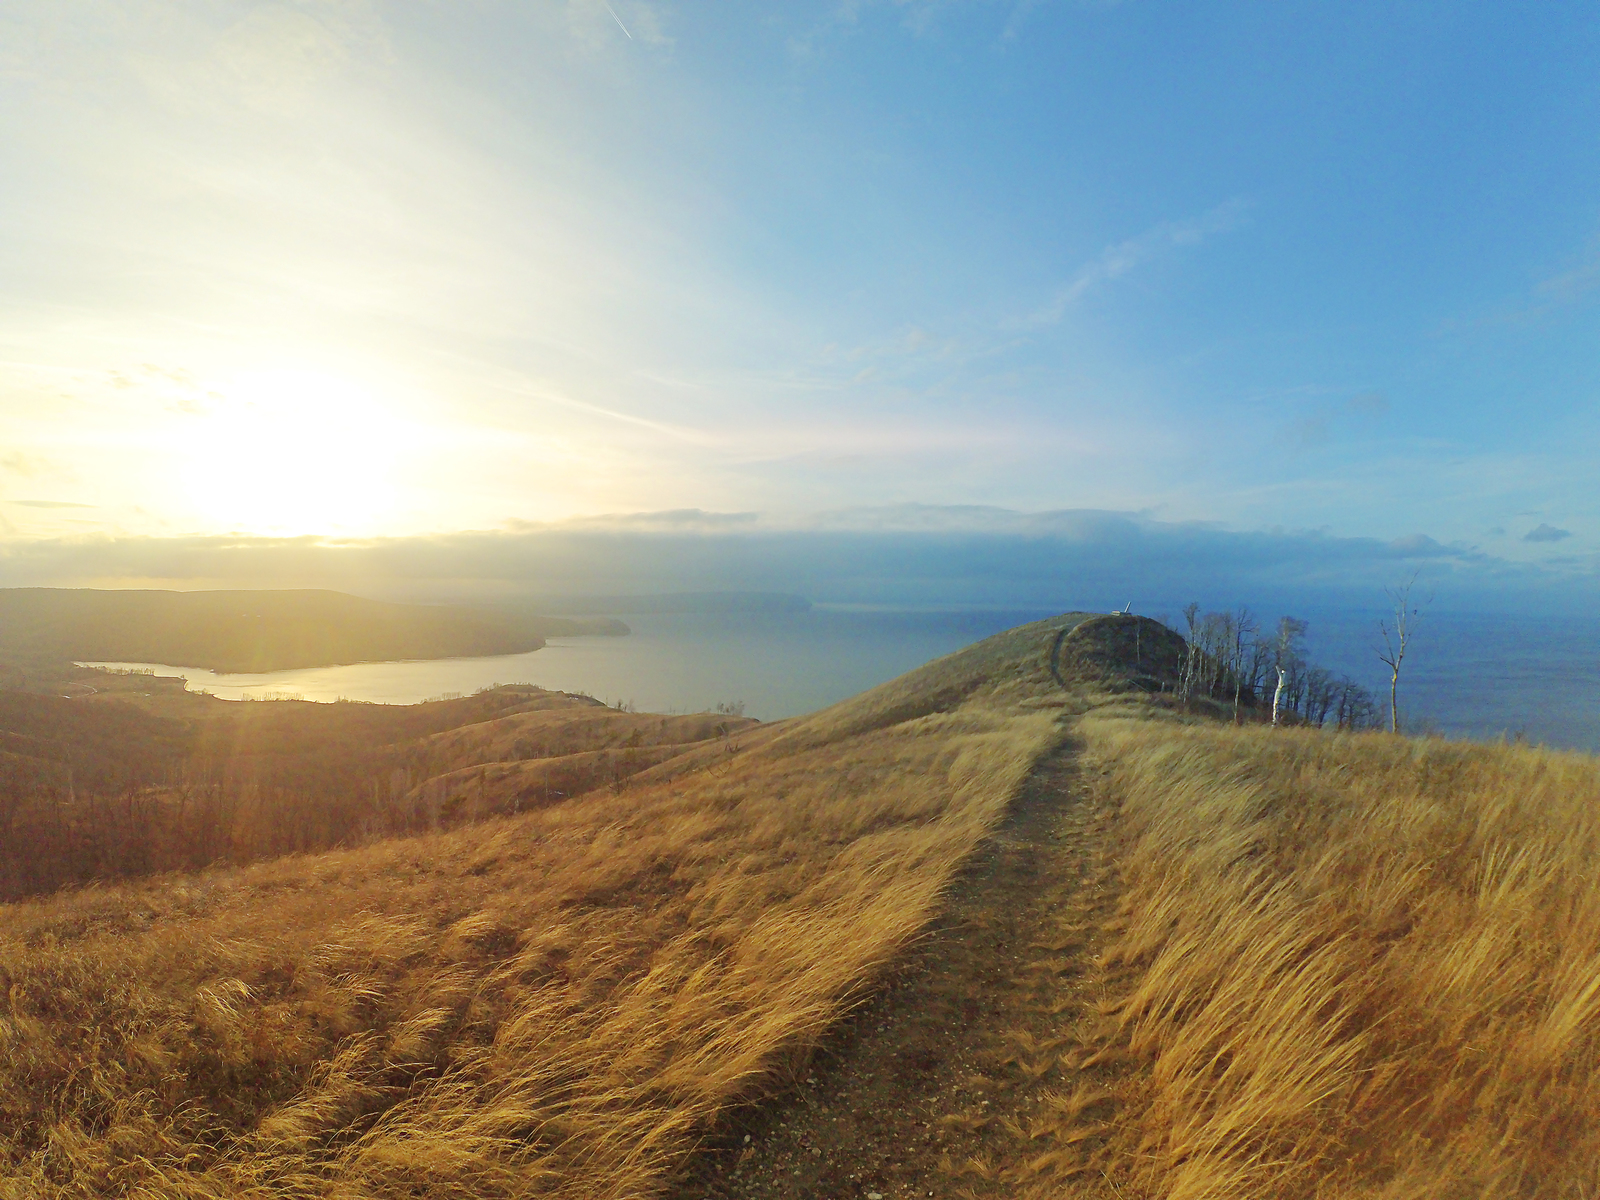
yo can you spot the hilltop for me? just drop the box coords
[0,587,627,674]
[3,612,1599,1198]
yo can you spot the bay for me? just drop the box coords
[83,606,1600,753]
[83,608,1057,721]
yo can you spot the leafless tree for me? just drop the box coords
[1263,616,1308,727]
[1180,602,1202,700]
[1229,607,1258,723]
[1377,574,1428,734]
[1333,676,1380,730]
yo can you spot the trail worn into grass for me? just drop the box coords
[673,737,1134,1200]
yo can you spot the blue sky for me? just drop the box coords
[1,1,1597,602]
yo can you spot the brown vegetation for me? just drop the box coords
[672,620,1600,1199]
[0,614,1102,1197]
[0,683,758,899]
[672,744,1135,1200]
[1076,711,1600,1197]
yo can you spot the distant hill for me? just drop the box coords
[0,679,760,897]
[0,588,626,673]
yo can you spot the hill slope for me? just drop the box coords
[685,640,1600,1200]
[0,587,626,672]
[0,611,1142,1198]
[11,612,1589,1200]
[0,681,759,899]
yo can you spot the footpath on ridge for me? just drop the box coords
[670,735,1135,1200]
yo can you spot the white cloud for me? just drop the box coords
[1018,198,1250,327]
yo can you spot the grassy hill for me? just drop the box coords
[0,680,761,899]
[0,611,1113,1197]
[0,588,626,673]
[3,612,1598,1198]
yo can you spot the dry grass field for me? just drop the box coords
[8,610,1599,1199]
[0,682,764,898]
[0,614,1105,1198]
[670,630,1600,1200]
[1076,710,1600,1199]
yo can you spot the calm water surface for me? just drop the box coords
[1301,607,1600,753]
[86,607,1600,752]
[86,609,1057,721]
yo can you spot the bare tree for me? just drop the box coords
[1180,602,1202,701]
[1376,574,1428,734]
[1266,616,1308,727]
[1228,607,1257,723]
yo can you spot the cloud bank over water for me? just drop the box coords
[1,506,1588,615]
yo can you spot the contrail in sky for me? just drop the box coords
[604,2,633,39]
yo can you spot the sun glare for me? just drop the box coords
[176,368,414,536]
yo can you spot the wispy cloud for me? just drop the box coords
[1534,236,1600,305]
[1273,390,1392,452]
[567,0,673,51]
[0,452,51,478]
[1445,230,1600,332]
[1000,0,1129,43]
[1018,198,1250,328]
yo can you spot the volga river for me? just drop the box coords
[85,606,1600,753]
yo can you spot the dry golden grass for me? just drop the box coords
[0,615,1101,1198]
[36,607,1588,1200]
[409,705,759,774]
[1079,710,1600,1199]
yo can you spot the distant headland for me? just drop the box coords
[0,587,628,674]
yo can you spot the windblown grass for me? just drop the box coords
[0,615,1107,1198]
[1081,712,1600,1198]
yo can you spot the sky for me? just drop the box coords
[1,1,1598,606]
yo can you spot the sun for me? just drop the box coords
[176,368,416,535]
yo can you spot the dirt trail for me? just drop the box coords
[671,737,1132,1200]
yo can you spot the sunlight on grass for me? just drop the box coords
[0,615,1096,1197]
[1079,713,1600,1198]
